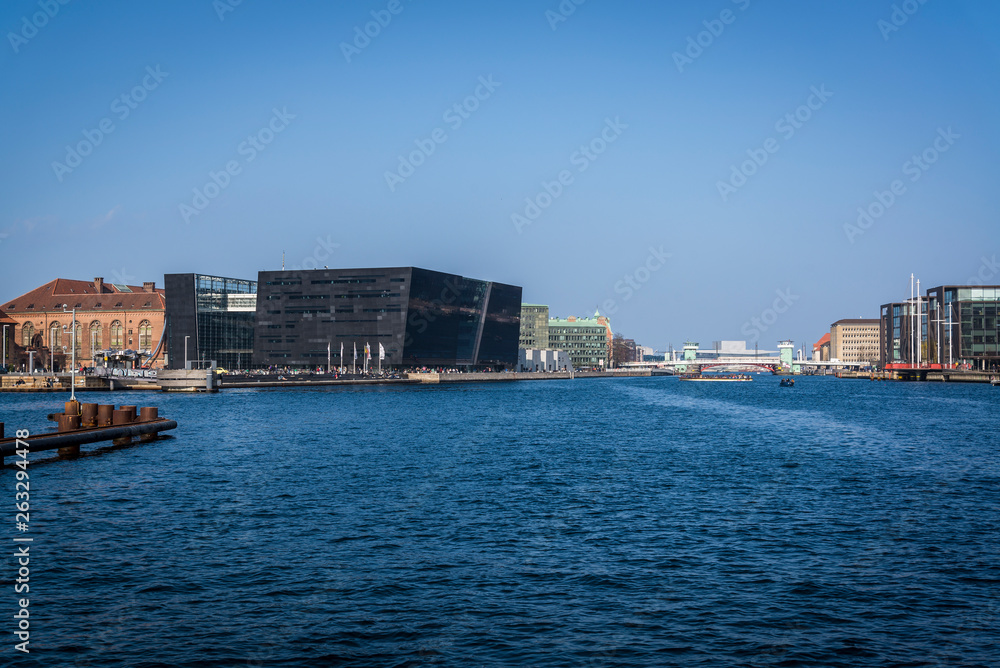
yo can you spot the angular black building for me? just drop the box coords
[252,267,522,369]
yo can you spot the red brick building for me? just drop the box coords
[2,277,166,371]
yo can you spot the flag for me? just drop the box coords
[340,342,344,360]
[353,342,357,360]
[365,343,371,361]
[378,343,385,360]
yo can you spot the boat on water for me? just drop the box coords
[780,378,795,387]
[991,376,1000,387]
[679,373,752,382]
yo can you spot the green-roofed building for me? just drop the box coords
[548,309,612,369]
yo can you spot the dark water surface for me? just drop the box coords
[1,376,998,666]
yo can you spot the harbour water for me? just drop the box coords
[2,376,998,666]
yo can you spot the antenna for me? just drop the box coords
[282,250,285,270]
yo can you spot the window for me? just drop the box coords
[138,320,153,350]
[90,321,102,351]
[110,320,124,348]
[74,323,83,355]
[21,323,34,347]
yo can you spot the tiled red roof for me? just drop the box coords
[813,333,831,350]
[3,278,165,313]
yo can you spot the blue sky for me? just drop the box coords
[2,0,998,352]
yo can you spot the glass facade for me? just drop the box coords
[882,285,1000,369]
[165,273,258,369]
[253,267,522,369]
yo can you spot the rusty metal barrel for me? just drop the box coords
[112,409,133,445]
[57,414,82,456]
[58,414,81,432]
[120,405,138,423]
[81,403,99,427]
[139,407,159,441]
[65,400,80,416]
[97,404,115,427]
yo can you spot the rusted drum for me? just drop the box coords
[120,405,138,422]
[65,400,80,416]
[58,414,81,432]
[112,409,132,445]
[97,405,115,427]
[81,403,99,427]
[139,407,158,422]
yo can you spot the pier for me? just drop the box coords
[0,401,177,464]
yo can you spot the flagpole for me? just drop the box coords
[327,341,331,375]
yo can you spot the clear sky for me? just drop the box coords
[2,0,998,353]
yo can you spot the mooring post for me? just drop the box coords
[97,405,114,427]
[81,403,98,427]
[139,407,159,442]
[57,413,82,457]
[64,400,80,417]
[121,405,138,423]
[112,409,133,445]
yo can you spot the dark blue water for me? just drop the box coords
[2,376,998,667]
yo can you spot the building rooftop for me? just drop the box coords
[4,278,165,313]
[814,333,831,350]
[831,318,879,326]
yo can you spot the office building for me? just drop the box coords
[164,274,258,369]
[252,267,521,369]
[2,277,166,370]
[829,319,880,364]
[519,304,549,349]
[548,310,612,369]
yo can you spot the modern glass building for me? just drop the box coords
[164,274,257,369]
[252,267,521,369]
[880,285,1000,370]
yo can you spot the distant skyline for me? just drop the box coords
[2,0,998,352]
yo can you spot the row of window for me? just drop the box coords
[20,320,153,351]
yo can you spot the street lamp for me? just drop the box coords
[184,335,190,369]
[2,324,8,371]
[50,324,59,374]
[62,305,77,402]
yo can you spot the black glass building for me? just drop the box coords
[252,267,521,369]
[164,274,257,369]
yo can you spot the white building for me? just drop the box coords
[518,348,572,372]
